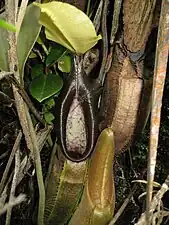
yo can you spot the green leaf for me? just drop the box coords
[44,112,55,124]
[0,4,41,73]
[44,155,88,225]
[37,36,44,45]
[58,54,71,73]
[17,3,42,79]
[42,0,53,3]
[46,44,67,67]
[0,14,9,71]
[29,72,63,102]
[34,2,101,54]
[44,98,55,109]
[29,51,38,59]
[31,64,44,79]
[0,18,16,32]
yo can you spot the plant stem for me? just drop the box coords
[26,109,45,225]
[5,0,45,224]
[0,131,22,195]
[146,1,169,224]
[86,0,91,16]
[5,144,20,225]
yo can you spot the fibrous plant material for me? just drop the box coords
[0,194,26,216]
[136,176,169,225]
[123,0,156,52]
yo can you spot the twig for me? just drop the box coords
[5,0,31,152]
[86,0,91,16]
[0,131,22,195]
[14,0,18,18]
[0,171,18,206]
[0,185,8,209]
[0,71,13,81]
[5,1,45,224]
[0,6,5,14]
[0,194,26,216]
[0,150,10,160]
[106,0,122,72]
[17,125,53,186]
[26,109,45,225]
[5,146,20,225]
[108,185,137,225]
[0,72,45,125]
[152,210,169,225]
[0,90,14,104]
[135,175,169,225]
[93,0,103,33]
[83,1,103,72]
[16,0,29,38]
[8,74,45,125]
[146,0,169,224]
[110,0,122,45]
[97,0,109,86]
[3,126,52,192]
[0,125,52,213]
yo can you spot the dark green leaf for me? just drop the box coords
[31,64,44,79]
[29,72,63,102]
[46,44,67,67]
